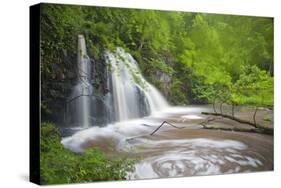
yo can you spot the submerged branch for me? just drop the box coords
[143,121,184,136]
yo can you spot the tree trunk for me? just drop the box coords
[220,103,223,114]
[253,107,258,128]
[202,112,258,128]
[231,103,235,118]
[213,98,217,114]
[203,125,273,135]
[138,40,144,52]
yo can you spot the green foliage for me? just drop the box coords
[170,78,189,105]
[40,122,134,185]
[263,114,273,122]
[233,65,273,107]
[149,58,174,75]
[39,5,274,183]
[40,3,273,109]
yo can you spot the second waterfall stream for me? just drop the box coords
[105,47,169,122]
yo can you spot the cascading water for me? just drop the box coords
[63,39,272,179]
[105,48,169,122]
[69,35,93,128]
[68,36,168,128]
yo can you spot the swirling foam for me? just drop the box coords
[126,138,263,179]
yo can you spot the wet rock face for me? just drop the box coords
[91,97,109,126]
[155,70,171,83]
[153,70,172,97]
[136,86,151,117]
[43,46,169,128]
[91,56,110,96]
[66,55,111,128]
[41,50,109,126]
[41,51,77,123]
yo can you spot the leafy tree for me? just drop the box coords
[40,3,274,118]
[233,65,273,125]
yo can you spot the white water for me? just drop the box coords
[62,106,264,179]
[127,138,262,179]
[64,43,268,179]
[69,35,93,128]
[68,40,169,128]
[105,48,169,122]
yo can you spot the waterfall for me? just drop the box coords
[69,35,93,128]
[105,47,169,122]
[68,36,168,128]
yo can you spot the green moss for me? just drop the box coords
[207,124,221,129]
[263,115,272,122]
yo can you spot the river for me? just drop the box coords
[62,105,273,180]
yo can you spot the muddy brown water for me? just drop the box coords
[61,105,273,180]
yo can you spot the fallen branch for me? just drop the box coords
[201,112,273,135]
[203,126,273,135]
[199,117,222,128]
[139,114,273,138]
[144,121,184,136]
[202,112,259,127]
